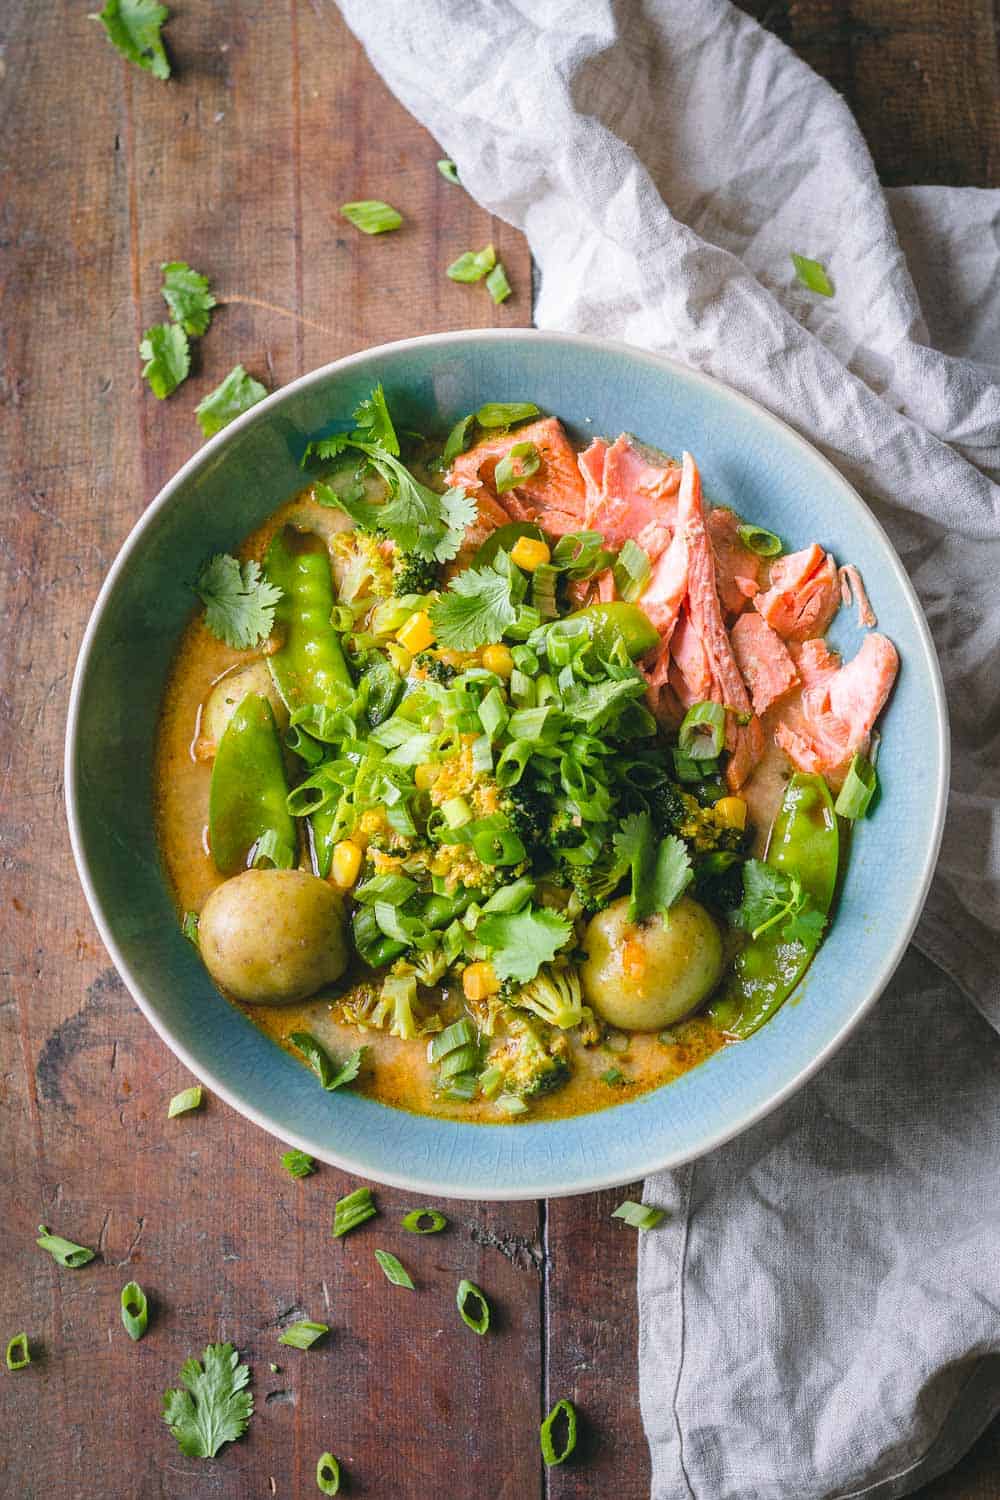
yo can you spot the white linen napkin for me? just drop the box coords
[336,2,1000,1493]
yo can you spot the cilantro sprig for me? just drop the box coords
[139,323,189,399]
[614,813,693,924]
[92,0,170,80]
[196,365,268,437]
[734,860,826,945]
[162,1342,253,1459]
[194,555,283,650]
[161,261,216,336]
[430,553,525,650]
[478,905,573,983]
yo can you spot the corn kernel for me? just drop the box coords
[714,796,747,832]
[331,840,363,889]
[414,763,439,791]
[386,642,412,675]
[509,536,551,572]
[396,610,435,654]
[463,961,500,1002]
[482,643,514,678]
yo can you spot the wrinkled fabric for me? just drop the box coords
[335,1,1000,1494]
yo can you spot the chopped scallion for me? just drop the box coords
[36,1224,95,1268]
[540,1398,578,1467]
[278,1319,329,1350]
[374,1249,415,1289]
[475,402,539,428]
[333,1186,377,1238]
[428,1019,477,1063]
[167,1085,203,1118]
[601,1068,627,1086]
[441,412,475,465]
[456,1278,490,1334]
[181,910,199,945]
[494,441,540,495]
[834,752,878,819]
[446,244,496,283]
[401,1208,447,1234]
[340,200,403,235]
[120,1280,149,1341]
[437,159,460,185]
[791,252,834,296]
[612,1200,666,1230]
[737,523,782,557]
[5,1332,30,1370]
[486,262,512,304]
[317,1452,341,1494]
[281,1149,316,1179]
[613,538,651,601]
[679,701,726,760]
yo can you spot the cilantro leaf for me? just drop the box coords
[613,812,655,922]
[92,0,170,80]
[734,859,825,945]
[430,559,519,650]
[162,1342,253,1459]
[562,674,647,732]
[364,451,474,561]
[161,261,215,336]
[782,901,827,946]
[194,554,283,649]
[478,905,573,983]
[314,479,384,533]
[196,365,268,438]
[302,433,354,468]
[139,322,189,399]
[351,383,399,455]
[290,1033,367,1091]
[651,835,693,915]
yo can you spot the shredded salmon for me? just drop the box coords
[447,416,587,536]
[838,564,877,628]
[731,613,799,715]
[754,543,840,642]
[774,633,898,776]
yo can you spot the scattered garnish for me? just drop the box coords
[162,1342,253,1458]
[612,1200,666,1230]
[167,1085,203,1118]
[429,556,522,651]
[160,261,216,336]
[5,1333,30,1371]
[734,860,826,945]
[540,1398,578,1467]
[737,523,782,557]
[614,813,693,924]
[476,905,573,984]
[333,1186,377,1238]
[290,1033,366,1092]
[446,244,496,283]
[281,1149,316,1179]
[494,441,540,494]
[139,322,189,399]
[441,412,475,465]
[196,364,268,438]
[374,1249,414,1290]
[791,252,834,297]
[834,753,878,820]
[613,538,651,601]
[437,159,460,185]
[91,0,170,80]
[601,1068,627,1086]
[401,1208,447,1234]
[36,1225,96,1268]
[485,262,512,304]
[269,1363,279,1374]
[340,200,403,235]
[193,554,283,650]
[121,1280,149,1341]
[278,1320,329,1350]
[181,910,199,945]
[316,1452,341,1495]
[475,401,539,428]
[456,1279,490,1335]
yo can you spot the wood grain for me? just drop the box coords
[0,2,996,1497]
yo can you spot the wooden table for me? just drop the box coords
[1,4,996,1496]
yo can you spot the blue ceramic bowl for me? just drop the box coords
[66,331,948,1199]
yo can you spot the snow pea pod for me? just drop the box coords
[565,602,660,660]
[709,772,839,1038]
[209,694,297,876]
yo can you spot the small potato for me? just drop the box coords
[581,895,723,1031]
[199,869,348,1004]
[202,662,289,749]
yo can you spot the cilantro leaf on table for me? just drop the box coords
[430,558,520,649]
[139,322,189,399]
[196,365,268,438]
[194,555,283,649]
[734,859,825,945]
[478,905,573,983]
[162,1342,253,1459]
[92,0,170,80]
[161,261,216,336]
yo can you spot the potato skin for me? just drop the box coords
[198,869,348,1004]
[580,895,724,1031]
[203,661,289,748]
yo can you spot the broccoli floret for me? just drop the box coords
[413,651,457,685]
[393,553,440,597]
[693,850,745,912]
[337,972,443,1039]
[548,807,587,851]
[330,530,394,605]
[676,791,746,855]
[645,778,689,835]
[557,845,629,916]
[501,782,549,849]
[510,965,591,1030]
[397,948,450,987]
[484,1014,571,1101]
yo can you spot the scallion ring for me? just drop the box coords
[540,1398,578,1467]
[611,1200,666,1230]
[437,159,460,185]
[5,1333,30,1370]
[120,1280,149,1341]
[486,262,512,304]
[456,1278,490,1334]
[36,1225,95,1268]
[679,701,726,760]
[401,1208,447,1234]
[278,1319,329,1350]
[167,1085,203,1118]
[834,752,878,820]
[333,1186,377,1238]
[374,1249,414,1289]
[340,199,402,235]
[494,441,540,495]
[737,522,783,557]
[316,1452,341,1494]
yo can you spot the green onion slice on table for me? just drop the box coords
[121,1281,149,1341]
[401,1208,447,1234]
[316,1452,341,1494]
[374,1249,414,1289]
[333,1186,377,1237]
[540,1398,578,1467]
[340,200,402,234]
[36,1225,95,1268]
[6,1333,30,1370]
[611,1200,666,1230]
[167,1085,203,1117]
[278,1320,329,1350]
[456,1279,490,1334]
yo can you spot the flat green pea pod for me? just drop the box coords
[709,772,839,1039]
[565,602,660,660]
[209,694,298,876]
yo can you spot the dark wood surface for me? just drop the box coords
[1,3,996,1497]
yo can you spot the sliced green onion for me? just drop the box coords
[507,706,550,742]
[446,244,496,283]
[333,1186,377,1238]
[36,1225,95,1268]
[472,824,526,866]
[612,1200,666,1230]
[340,199,403,235]
[601,1068,627,1086]
[442,412,475,465]
[437,159,460,185]
[834,752,878,819]
[551,530,614,579]
[485,262,512,304]
[679,701,726,760]
[531,562,559,620]
[270,1362,280,1373]
[494,441,540,495]
[495,1093,529,1115]
[791,252,834,296]
[181,910,199,945]
[5,1333,30,1371]
[482,876,535,914]
[471,733,493,774]
[478,687,510,741]
[439,1043,480,1080]
[613,538,652,601]
[478,1065,504,1099]
[278,1319,329,1350]
[475,402,539,428]
[737,523,782,557]
[540,1398,578,1467]
[281,1149,316,1179]
[672,748,718,782]
[440,795,473,829]
[401,1208,447,1234]
[374,1249,415,1289]
[120,1281,149,1341]
[317,1452,341,1494]
[329,603,355,631]
[250,828,296,870]
[428,1019,477,1063]
[167,1085,203,1118]
[354,872,418,906]
[442,1072,479,1101]
[456,1278,490,1334]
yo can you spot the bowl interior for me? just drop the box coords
[67,332,947,1198]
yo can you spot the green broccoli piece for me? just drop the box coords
[501,783,549,849]
[338,973,443,1039]
[548,807,586,852]
[483,1014,571,1102]
[393,552,440,597]
[413,651,457,684]
[557,841,629,915]
[510,965,591,1030]
[330,530,394,605]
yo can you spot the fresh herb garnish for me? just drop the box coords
[791,252,834,297]
[333,1186,377,1238]
[485,262,512,304]
[193,554,283,650]
[446,244,496,283]
[281,1148,316,1179]
[167,1085,202,1117]
[834,753,877,820]
[475,401,539,428]
[494,441,539,494]
[317,1452,342,1495]
[160,261,215,336]
[614,814,692,923]
[612,1200,666,1230]
[139,322,189,398]
[278,1320,329,1350]
[430,556,522,650]
[478,904,573,984]
[91,0,170,79]
[437,159,460,185]
[737,523,782,557]
[196,364,268,438]
[540,1398,578,1467]
[401,1208,447,1234]
[290,1033,366,1092]
[456,1279,490,1334]
[734,860,826,945]
[374,1249,415,1289]
[441,412,476,465]
[162,1343,253,1458]
[36,1224,95,1268]
[340,200,403,235]
[181,910,199,945]
[121,1280,149,1340]
[6,1333,30,1371]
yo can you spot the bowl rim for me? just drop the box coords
[64,327,950,1198]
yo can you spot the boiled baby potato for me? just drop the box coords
[202,661,289,748]
[581,895,723,1031]
[199,869,348,1004]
